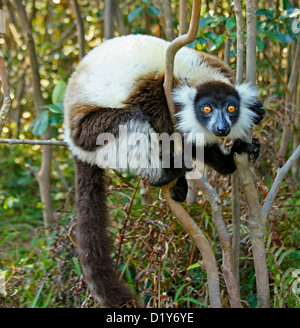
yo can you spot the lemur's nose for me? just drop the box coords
[216,126,229,134]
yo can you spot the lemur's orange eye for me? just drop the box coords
[203,106,212,113]
[228,105,236,113]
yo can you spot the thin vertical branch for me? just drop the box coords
[196,177,242,308]
[179,0,187,35]
[104,0,115,40]
[71,0,85,60]
[279,37,300,159]
[162,0,175,41]
[234,0,244,84]
[245,0,257,85]
[233,0,270,308]
[234,153,270,308]
[231,0,244,291]
[0,50,11,133]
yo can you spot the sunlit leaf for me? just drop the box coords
[32,110,49,137]
[128,6,143,23]
[52,80,66,105]
[226,17,236,31]
[146,6,159,17]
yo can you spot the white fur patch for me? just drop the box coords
[229,82,259,140]
[65,118,164,182]
[173,82,260,144]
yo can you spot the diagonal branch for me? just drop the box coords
[161,184,221,308]
[262,145,300,223]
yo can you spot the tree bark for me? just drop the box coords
[231,0,244,289]
[104,0,115,40]
[162,0,175,41]
[278,37,300,159]
[196,177,242,308]
[246,0,257,85]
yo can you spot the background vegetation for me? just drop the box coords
[0,0,299,308]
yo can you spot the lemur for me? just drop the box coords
[64,34,265,307]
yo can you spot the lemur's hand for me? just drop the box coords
[249,101,265,125]
[232,138,261,162]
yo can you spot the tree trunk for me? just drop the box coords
[15,0,54,230]
[104,0,115,40]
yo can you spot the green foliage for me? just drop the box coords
[30,80,66,137]
[0,0,299,309]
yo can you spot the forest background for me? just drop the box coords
[0,0,299,308]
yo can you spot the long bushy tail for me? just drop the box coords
[74,158,134,307]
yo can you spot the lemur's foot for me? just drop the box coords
[170,176,188,202]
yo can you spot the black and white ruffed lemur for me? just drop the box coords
[64,34,265,307]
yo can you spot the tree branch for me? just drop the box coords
[161,183,221,308]
[262,145,300,223]
[234,153,270,308]
[163,0,202,123]
[195,176,242,308]
[71,0,85,60]
[0,43,11,133]
[0,138,67,146]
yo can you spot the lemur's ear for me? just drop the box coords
[248,100,265,125]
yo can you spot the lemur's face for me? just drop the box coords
[194,82,240,137]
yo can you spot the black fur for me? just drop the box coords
[249,101,265,125]
[75,158,136,307]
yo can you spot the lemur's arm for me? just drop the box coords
[170,139,261,202]
[201,139,261,175]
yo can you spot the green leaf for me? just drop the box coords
[31,281,45,308]
[179,297,207,307]
[32,110,49,137]
[186,262,201,270]
[283,0,293,10]
[226,17,236,31]
[174,283,189,302]
[204,32,217,40]
[257,8,274,19]
[49,113,63,126]
[256,36,264,52]
[146,6,159,17]
[199,17,213,29]
[41,103,63,114]
[264,31,291,44]
[52,80,66,105]
[209,34,225,51]
[3,196,19,209]
[72,257,82,275]
[128,6,143,23]
[210,15,226,28]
